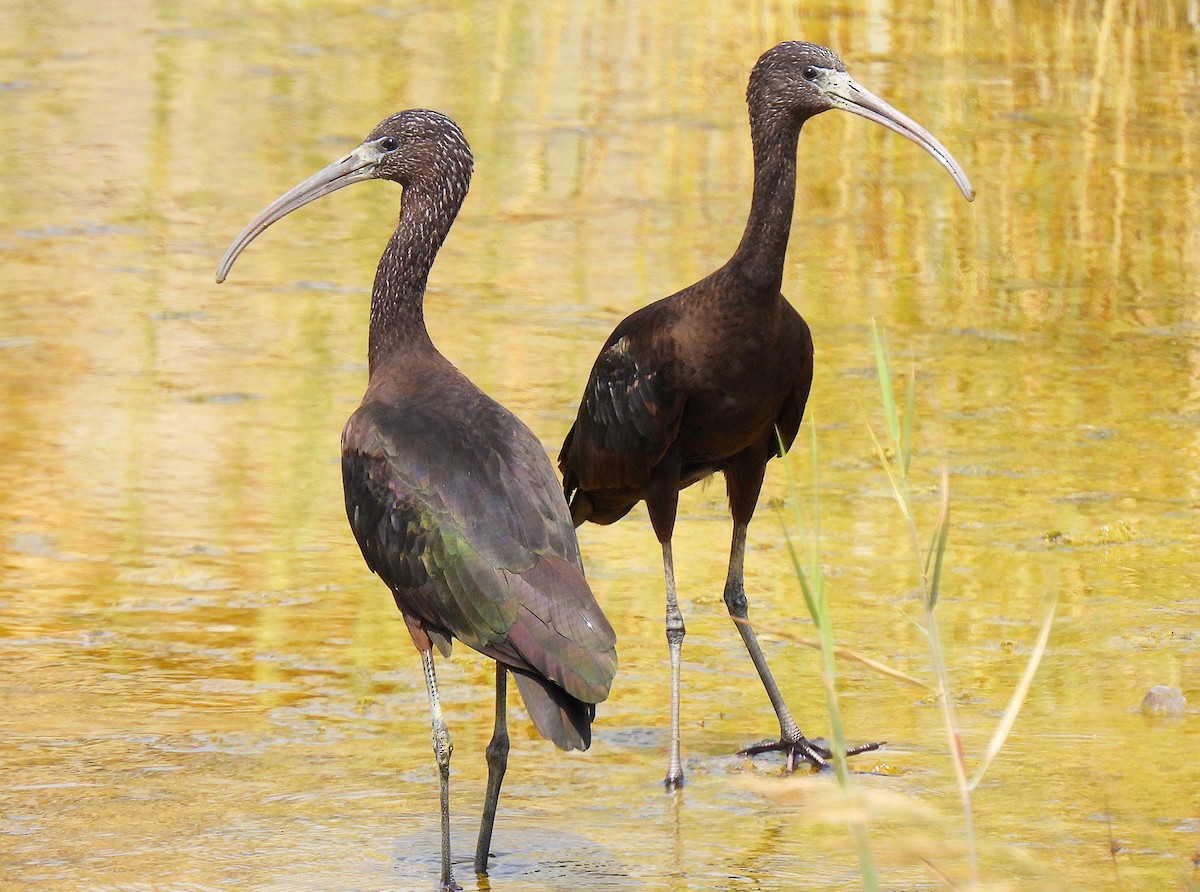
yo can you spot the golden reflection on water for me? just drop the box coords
[1,1,1198,889]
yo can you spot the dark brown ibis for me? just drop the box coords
[558,42,973,789]
[216,109,617,890]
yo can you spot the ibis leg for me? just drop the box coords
[662,539,686,790]
[420,647,460,892]
[724,522,884,767]
[474,664,509,875]
[646,452,686,791]
[723,522,824,767]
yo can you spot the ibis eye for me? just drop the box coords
[802,66,819,81]
[379,137,398,151]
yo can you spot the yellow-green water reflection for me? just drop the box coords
[1,1,1197,889]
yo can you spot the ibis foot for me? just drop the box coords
[739,736,885,771]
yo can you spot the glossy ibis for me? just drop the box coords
[559,42,973,789]
[217,109,618,890]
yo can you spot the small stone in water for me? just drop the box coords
[1140,685,1186,715]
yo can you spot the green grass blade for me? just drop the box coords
[926,513,950,612]
[807,419,822,590]
[925,465,952,611]
[776,427,821,624]
[902,359,916,475]
[781,526,820,626]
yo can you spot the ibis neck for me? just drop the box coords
[728,111,802,293]
[367,185,462,374]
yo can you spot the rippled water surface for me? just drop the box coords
[2,2,1198,890]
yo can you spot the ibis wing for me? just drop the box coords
[559,324,684,498]
[342,399,615,705]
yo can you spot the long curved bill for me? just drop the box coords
[215,142,386,283]
[824,72,974,202]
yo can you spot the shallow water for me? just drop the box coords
[1,1,1198,890]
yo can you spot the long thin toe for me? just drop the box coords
[846,740,886,757]
[792,739,828,769]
